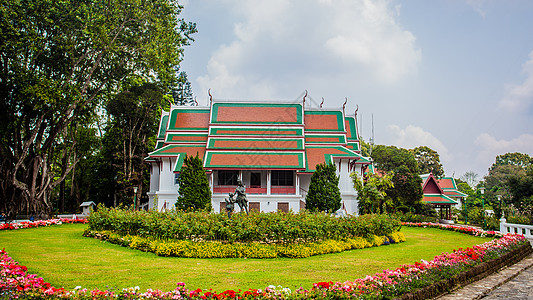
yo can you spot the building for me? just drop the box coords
[146,99,371,214]
[420,173,467,221]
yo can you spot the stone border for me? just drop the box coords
[396,242,533,300]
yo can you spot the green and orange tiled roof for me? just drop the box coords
[148,101,370,172]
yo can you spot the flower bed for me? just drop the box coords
[0,233,529,299]
[83,229,406,258]
[401,222,503,238]
[0,218,88,230]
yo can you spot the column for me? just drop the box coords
[267,170,271,195]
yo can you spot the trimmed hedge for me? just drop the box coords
[83,229,406,258]
[88,206,402,244]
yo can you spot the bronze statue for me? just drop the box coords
[224,192,235,218]
[234,179,249,215]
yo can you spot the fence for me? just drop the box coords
[500,217,533,238]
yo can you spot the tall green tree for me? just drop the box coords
[0,0,196,216]
[371,145,423,213]
[351,171,394,214]
[104,82,167,208]
[305,163,342,213]
[175,154,212,211]
[172,71,195,106]
[410,146,444,178]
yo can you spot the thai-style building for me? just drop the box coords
[420,173,467,220]
[146,99,371,214]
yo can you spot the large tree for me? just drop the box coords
[0,0,196,217]
[491,152,533,171]
[104,81,167,208]
[305,163,342,213]
[483,152,532,218]
[371,145,423,213]
[410,146,444,178]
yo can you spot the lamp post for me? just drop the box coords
[133,186,138,210]
[480,186,485,230]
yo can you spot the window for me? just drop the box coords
[174,173,180,185]
[271,170,293,186]
[218,170,239,185]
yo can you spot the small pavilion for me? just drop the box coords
[420,173,460,221]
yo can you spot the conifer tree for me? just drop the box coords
[305,163,342,213]
[175,154,212,211]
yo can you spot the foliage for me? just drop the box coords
[305,163,341,213]
[371,145,424,213]
[84,229,405,259]
[410,146,444,178]
[490,152,533,171]
[0,0,196,217]
[102,82,166,207]
[351,171,394,214]
[175,154,212,211]
[88,206,402,243]
[172,71,195,106]
[359,138,372,157]
[507,169,533,212]
[483,152,532,219]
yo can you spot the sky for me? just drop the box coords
[178,0,533,179]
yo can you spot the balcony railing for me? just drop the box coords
[213,185,296,195]
[271,186,296,194]
[213,185,236,194]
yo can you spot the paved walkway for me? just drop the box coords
[436,240,533,300]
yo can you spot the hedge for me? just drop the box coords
[88,206,402,244]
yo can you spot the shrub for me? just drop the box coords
[175,154,212,212]
[88,207,402,244]
[305,163,341,213]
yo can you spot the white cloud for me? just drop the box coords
[466,0,490,17]
[385,124,451,162]
[196,0,421,99]
[499,50,533,112]
[474,133,533,169]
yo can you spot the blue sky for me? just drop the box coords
[179,0,533,179]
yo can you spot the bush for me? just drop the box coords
[88,206,402,244]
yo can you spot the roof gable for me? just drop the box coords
[344,116,358,141]
[304,110,345,132]
[211,102,303,125]
[168,108,210,131]
[422,173,444,195]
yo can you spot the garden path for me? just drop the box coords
[436,239,533,300]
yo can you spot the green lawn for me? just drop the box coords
[0,224,493,292]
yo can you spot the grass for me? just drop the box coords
[0,224,493,292]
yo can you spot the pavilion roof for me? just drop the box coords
[147,100,371,172]
[422,194,458,205]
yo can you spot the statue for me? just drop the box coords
[234,179,249,215]
[224,192,235,218]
